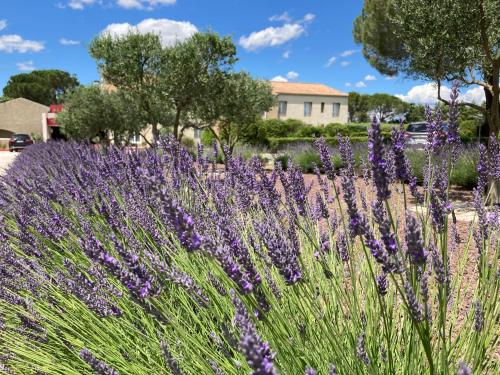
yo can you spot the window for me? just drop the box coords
[278,101,287,117]
[321,102,325,113]
[332,103,341,117]
[129,133,141,144]
[193,129,201,139]
[304,102,312,117]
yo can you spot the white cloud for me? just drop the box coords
[102,18,198,47]
[0,35,45,53]
[355,81,367,88]
[396,83,486,105]
[0,20,7,31]
[340,49,357,57]
[67,0,96,10]
[116,0,176,9]
[286,71,299,80]
[302,13,315,23]
[324,56,336,67]
[364,74,376,81]
[271,75,288,82]
[60,38,80,45]
[340,61,351,67]
[283,50,291,59]
[17,60,35,71]
[385,76,396,80]
[239,23,305,51]
[269,12,292,23]
[345,82,352,87]
[461,86,485,105]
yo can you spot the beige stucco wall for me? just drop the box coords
[0,98,48,138]
[265,94,348,125]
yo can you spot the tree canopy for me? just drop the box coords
[354,0,500,136]
[3,70,79,106]
[57,85,142,143]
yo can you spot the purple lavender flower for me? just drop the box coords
[473,300,484,332]
[356,331,371,366]
[255,216,302,285]
[340,169,363,238]
[429,162,452,233]
[314,137,335,180]
[404,281,423,322]
[336,232,349,262]
[405,212,428,265]
[368,117,391,200]
[305,367,317,375]
[232,293,278,375]
[487,135,500,179]
[457,362,472,375]
[391,123,409,181]
[426,106,447,153]
[376,272,388,296]
[329,364,337,375]
[164,199,202,252]
[447,83,461,147]
[372,200,397,255]
[420,271,432,324]
[80,348,119,375]
[160,341,184,375]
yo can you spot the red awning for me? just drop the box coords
[47,117,60,127]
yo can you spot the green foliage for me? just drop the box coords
[293,150,321,173]
[200,129,216,146]
[450,151,478,189]
[405,103,426,122]
[0,96,11,103]
[274,154,290,170]
[3,70,79,106]
[89,33,167,143]
[459,120,479,140]
[268,136,370,152]
[348,92,370,122]
[354,0,500,135]
[366,93,406,122]
[58,85,142,142]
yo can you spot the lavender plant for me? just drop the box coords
[0,88,498,374]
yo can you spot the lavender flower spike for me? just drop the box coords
[405,212,428,265]
[314,137,335,180]
[80,348,120,375]
[232,292,278,375]
[368,117,391,200]
[305,367,317,375]
[457,361,472,375]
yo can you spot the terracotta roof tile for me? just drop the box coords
[270,81,347,97]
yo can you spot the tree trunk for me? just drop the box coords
[151,122,159,146]
[173,107,182,140]
[486,68,500,205]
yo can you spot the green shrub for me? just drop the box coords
[200,129,216,146]
[293,126,325,137]
[260,118,306,138]
[275,154,290,170]
[293,150,321,173]
[405,149,427,183]
[268,136,375,152]
[459,120,479,140]
[450,150,478,189]
[239,121,270,146]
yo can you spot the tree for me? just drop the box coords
[57,85,142,143]
[3,70,79,106]
[89,33,166,144]
[348,92,370,122]
[194,72,274,153]
[354,0,500,137]
[404,103,426,123]
[160,32,237,140]
[367,93,406,122]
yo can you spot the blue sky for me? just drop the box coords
[0,0,485,104]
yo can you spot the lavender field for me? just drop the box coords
[0,103,499,374]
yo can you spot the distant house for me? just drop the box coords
[0,98,49,140]
[265,82,348,125]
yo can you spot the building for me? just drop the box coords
[265,82,348,125]
[0,98,49,146]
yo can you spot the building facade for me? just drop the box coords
[265,82,348,125]
[0,98,49,145]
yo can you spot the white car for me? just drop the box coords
[405,122,448,148]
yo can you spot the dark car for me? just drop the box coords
[9,134,33,152]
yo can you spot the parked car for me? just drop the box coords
[405,121,448,148]
[9,134,33,152]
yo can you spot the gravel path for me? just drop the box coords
[0,151,17,175]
